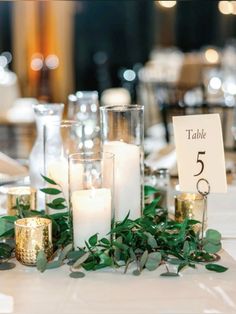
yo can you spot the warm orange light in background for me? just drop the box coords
[218,1,236,15]
[204,48,220,64]
[156,1,176,9]
[231,1,236,14]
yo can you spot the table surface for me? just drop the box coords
[1,186,236,314]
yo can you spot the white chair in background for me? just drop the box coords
[100,88,131,106]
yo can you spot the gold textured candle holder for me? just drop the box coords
[175,193,206,226]
[7,186,37,216]
[15,217,53,266]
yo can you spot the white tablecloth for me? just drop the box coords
[0,186,236,314]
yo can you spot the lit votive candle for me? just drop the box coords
[7,186,37,216]
[175,193,206,225]
[72,188,111,249]
[15,217,53,266]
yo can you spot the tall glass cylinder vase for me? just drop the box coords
[29,103,64,209]
[100,105,144,221]
[67,91,100,152]
[44,120,81,214]
[69,152,114,249]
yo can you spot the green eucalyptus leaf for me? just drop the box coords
[146,233,158,249]
[140,250,148,270]
[205,263,228,273]
[0,262,15,270]
[0,243,13,259]
[177,262,188,273]
[58,243,73,262]
[145,252,162,271]
[46,203,67,210]
[67,250,86,261]
[129,247,136,261]
[41,174,57,185]
[203,242,222,254]
[0,216,18,222]
[46,260,62,269]
[73,252,90,269]
[133,269,141,276]
[143,197,160,216]
[168,258,185,265]
[160,272,179,277]
[52,198,66,205]
[88,234,98,247]
[36,251,48,273]
[113,240,129,251]
[100,238,110,246]
[99,252,112,266]
[70,271,85,278]
[144,185,158,197]
[183,241,190,258]
[40,188,62,195]
[205,229,221,244]
[0,219,15,237]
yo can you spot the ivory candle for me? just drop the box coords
[72,188,111,248]
[48,159,83,203]
[103,141,141,221]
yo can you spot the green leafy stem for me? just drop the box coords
[0,178,228,278]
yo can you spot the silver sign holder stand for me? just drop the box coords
[196,178,210,240]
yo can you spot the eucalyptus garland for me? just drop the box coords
[0,176,228,277]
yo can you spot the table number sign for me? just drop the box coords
[173,114,227,193]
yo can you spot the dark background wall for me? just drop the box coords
[0,2,12,58]
[74,1,154,92]
[1,1,236,93]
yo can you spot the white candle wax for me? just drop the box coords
[103,141,141,221]
[72,188,111,248]
[47,159,83,212]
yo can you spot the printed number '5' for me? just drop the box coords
[194,151,206,177]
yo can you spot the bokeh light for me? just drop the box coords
[0,56,8,68]
[204,48,220,64]
[31,53,44,71]
[209,77,222,90]
[157,1,176,8]
[45,54,59,69]
[218,1,233,14]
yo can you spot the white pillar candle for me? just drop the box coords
[47,159,83,212]
[103,141,141,221]
[72,188,111,248]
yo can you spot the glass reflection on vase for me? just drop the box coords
[68,91,100,152]
[29,103,64,209]
[44,120,81,214]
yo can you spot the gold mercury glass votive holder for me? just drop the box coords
[7,186,37,216]
[175,193,206,228]
[15,217,53,266]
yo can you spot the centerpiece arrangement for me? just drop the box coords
[0,100,228,277]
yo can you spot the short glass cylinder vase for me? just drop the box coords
[29,103,64,209]
[68,91,100,152]
[100,105,144,221]
[44,120,81,214]
[7,186,37,216]
[69,152,114,249]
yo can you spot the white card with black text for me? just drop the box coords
[173,114,227,193]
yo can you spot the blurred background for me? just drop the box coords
[1,0,236,160]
